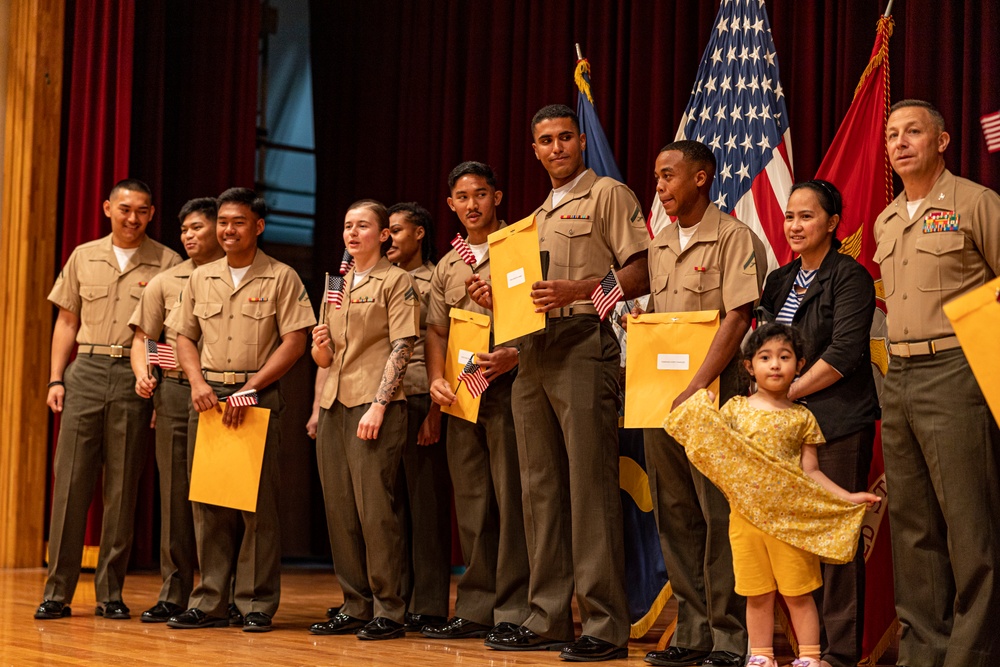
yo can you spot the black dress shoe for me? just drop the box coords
[96,600,130,620]
[484,624,572,651]
[421,616,491,639]
[559,635,629,662]
[310,612,367,635]
[487,621,520,640]
[141,601,184,623]
[356,616,405,640]
[166,608,229,629]
[326,606,339,618]
[243,611,273,633]
[645,647,712,666]
[228,603,244,627]
[701,651,745,666]
[34,600,71,620]
[406,612,447,633]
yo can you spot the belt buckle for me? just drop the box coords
[109,344,124,358]
[895,342,910,358]
[928,339,938,355]
[223,371,237,385]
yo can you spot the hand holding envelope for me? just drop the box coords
[189,406,271,512]
[624,310,720,428]
[487,215,546,344]
[442,308,493,423]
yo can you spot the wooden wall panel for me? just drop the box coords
[0,0,64,567]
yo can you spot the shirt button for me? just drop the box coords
[114,297,120,302]
[228,336,232,340]
[904,327,909,335]
[673,289,678,294]
[902,259,908,266]
[902,293,907,300]
[230,315,234,319]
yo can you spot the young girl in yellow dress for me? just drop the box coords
[665,323,879,667]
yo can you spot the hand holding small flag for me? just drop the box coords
[457,358,490,398]
[591,267,623,321]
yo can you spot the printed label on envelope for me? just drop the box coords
[657,353,690,371]
[507,268,525,288]
[458,349,474,365]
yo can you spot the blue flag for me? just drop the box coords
[576,53,670,636]
[574,58,624,183]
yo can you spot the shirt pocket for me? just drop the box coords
[444,284,467,308]
[241,301,277,344]
[550,220,594,268]
[872,238,896,297]
[681,271,721,309]
[193,302,224,344]
[651,272,669,296]
[914,232,966,292]
[80,284,110,324]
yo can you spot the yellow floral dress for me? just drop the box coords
[664,389,866,564]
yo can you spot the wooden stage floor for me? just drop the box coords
[0,567,895,666]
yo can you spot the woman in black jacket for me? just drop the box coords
[759,179,879,667]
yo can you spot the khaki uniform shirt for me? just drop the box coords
[320,256,420,409]
[427,223,506,329]
[534,169,649,306]
[48,234,181,346]
[402,261,434,396]
[128,258,195,346]
[166,249,316,372]
[874,169,1000,342]
[647,203,763,315]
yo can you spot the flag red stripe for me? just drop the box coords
[749,166,791,266]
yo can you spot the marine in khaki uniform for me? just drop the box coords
[35,179,181,621]
[385,202,452,631]
[873,100,1000,667]
[165,188,315,633]
[127,197,225,623]
[469,105,650,661]
[637,141,763,667]
[309,199,420,641]
[422,162,529,640]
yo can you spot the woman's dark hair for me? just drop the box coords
[387,202,436,262]
[789,179,843,249]
[741,323,807,383]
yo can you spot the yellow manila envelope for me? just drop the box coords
[943,276,1000,423]
[442,308,492,423]
[624,310,720,428]
[189,406,271,512]
[488,215,546,344]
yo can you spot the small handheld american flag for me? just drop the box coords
[457,358,489,398]
[227,389,259,407]
[326,274,346,310]
[339,249,355,275]
[145,339,177,369]
[590,268,623,321]
[981,110,1000,154]
[450,233,478,266]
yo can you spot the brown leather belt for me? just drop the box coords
[547,303,599,320]
[889,335,961,358]
[162,369,187,381]
[78,344,130,358]
[203,370,257,385]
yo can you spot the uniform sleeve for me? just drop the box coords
[165,276,201,341]
[971,187,1000,276]
[426,260,450,328]
[47,249,82,314]
[385,272,421,342]
[599,183,649,266]
[274,267,317,336]
[128,272,167,338]
[801,409,826,446]
[719,224,763,312]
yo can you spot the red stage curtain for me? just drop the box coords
[50,0,259,570]
[309,0,1000,261]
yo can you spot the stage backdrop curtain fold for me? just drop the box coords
[309,0,999,264]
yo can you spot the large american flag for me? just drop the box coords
[649,0,792,272]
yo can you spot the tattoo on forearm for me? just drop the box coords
[374,337,415,405]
